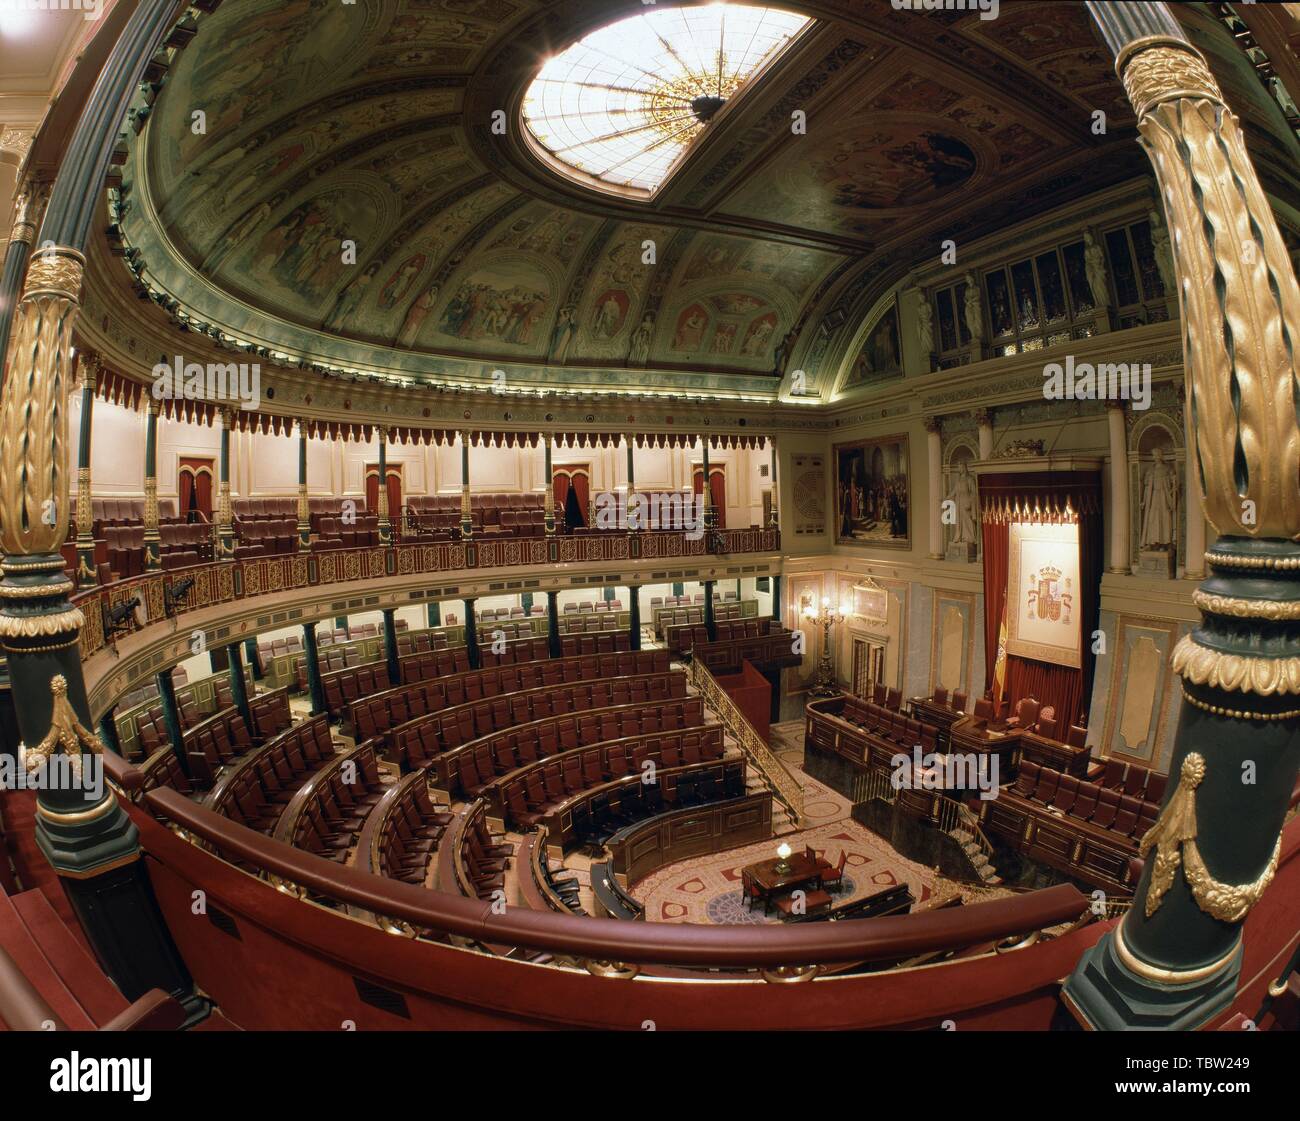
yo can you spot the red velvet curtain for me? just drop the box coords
[979,472,1103,728]
[982,518,1009,709]
[692,467,727,528]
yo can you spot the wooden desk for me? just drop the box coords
[947,716,1023,776]
[741,851,828,911]
[909,697,966,735]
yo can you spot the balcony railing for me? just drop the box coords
[72,528,780,660]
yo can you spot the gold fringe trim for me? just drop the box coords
[1170,634,1300,696]
[0,606,85,638]
[1141,753,1280,922]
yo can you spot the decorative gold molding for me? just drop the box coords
[23,674,106,782]
[1205,551,1300,572]
[1117,39,1225,117]
[0,607,85,640]
[1170,634,1300,695]
[1113,918,1238,985]
[1180,686,1300,723]
[76,466,93,537]
[1141,752,1280,922]
[1192,590,1300,621]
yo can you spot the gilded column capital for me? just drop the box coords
[972,408,993,428]
[1115,37,1225,118]
[922,414,942,435]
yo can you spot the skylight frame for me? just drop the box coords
[520,3,813,200]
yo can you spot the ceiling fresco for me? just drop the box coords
[111,0,1294,399]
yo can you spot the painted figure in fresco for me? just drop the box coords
[773,328,796,375]
[674,307,708,351]
[740,314,776,357]
[398,285,439,348]
[628,314,654,365]
[592,291,625,338]
[378,255,427,311]
[1139,447,1178,549]
[551,304,576,360]
[327,262,380,328]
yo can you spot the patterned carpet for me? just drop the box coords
[632,820,945,925]
[770,720,848,828]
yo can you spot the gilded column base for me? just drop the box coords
[1062,927,1241,1031]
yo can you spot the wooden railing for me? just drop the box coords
[72,527,780,660]
[688,658,803,826]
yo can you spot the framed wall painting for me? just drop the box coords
[834,435,910,548]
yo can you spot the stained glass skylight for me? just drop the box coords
[522,3,812,195]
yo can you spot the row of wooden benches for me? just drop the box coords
[353,649,671,759]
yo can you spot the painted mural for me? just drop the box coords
[433,261,552,348]
[835,436,910,548]
[122,0,1153,390]
[843,302,902,389]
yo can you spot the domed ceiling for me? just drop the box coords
[116,0,1212,398]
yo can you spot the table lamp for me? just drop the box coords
[774,841,793,874]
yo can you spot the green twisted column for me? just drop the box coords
[463,598,480,669]
[376,426,392,546]
[546,590,561,658]
[302,622,327,717]
[296,422,311,552]
[382,607,402,686]
[1064,0,1300,1030]
[142,399,161,571]
[226,642,251,729]
[628,586,641,651]
[703,580,717,643]
[73,353,99,585]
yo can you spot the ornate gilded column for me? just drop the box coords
[459,431,473,541]
[1065,1,1300,1030]
[0,184,44,383]
[924,415,943,560]
[214,406,235,560]
[73,352,99,584]
[143,398,161,571]
[1180,386,1205,580]
[0,0,198,1015]
[296,422,311,552]
[625,435,637,532]
[376,426,392,545]
[1106,401,1130,574]
[542,432,556,535]
[974,408,994,460]
[701,437,716,530]
[768,436,780,531]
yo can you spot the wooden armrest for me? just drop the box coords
[100,989,188,1032]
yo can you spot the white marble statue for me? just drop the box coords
[1084,230,1109,308]
[963,272,983,345]
[916,296,934,356]
[1148,208,1176,293]
[628,313,654,364]
[946,460,979,547]
[1139,446,1178,549]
